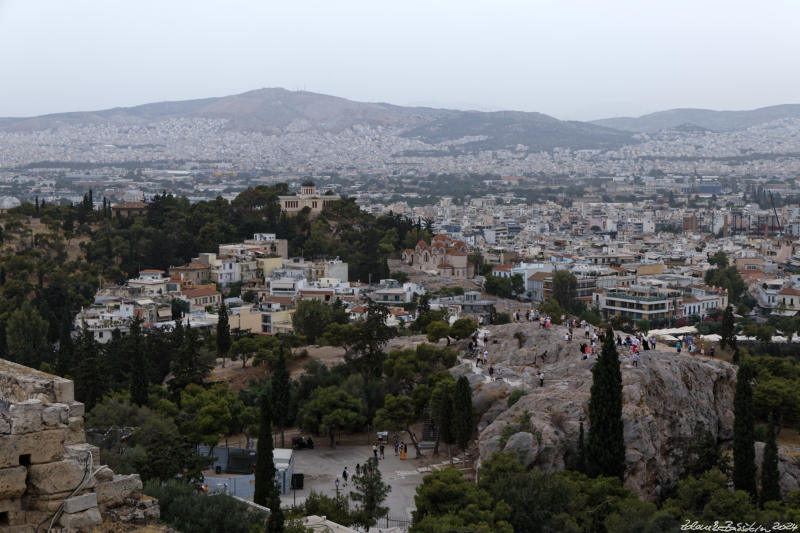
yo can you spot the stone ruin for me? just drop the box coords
[0,358,159,532]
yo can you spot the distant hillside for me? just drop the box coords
[592,104,800,133]
[401,110,631,151]
[0,88,633,152]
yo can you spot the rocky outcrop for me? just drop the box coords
[0,358,159,532]
[463,322,738,501]
[755,442,800,497]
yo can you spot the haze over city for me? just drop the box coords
[2,0,800,120]
[3,2,800,532]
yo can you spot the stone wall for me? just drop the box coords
[0,359,159,532]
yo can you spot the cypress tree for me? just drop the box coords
[56,311,74,377]
[169,327,209,394]
[452,376,474,452]
[266,487,284,533]
[733,362,758,499]
[216,302,231,367]
[576,421,586,474]
[129,318,148,406]
[587,327,625,479]
[74,328,106,410]
[721,305,736,349]
[432,381,456,462]
[760,414,781,506]
[254,392,277,507]
[271,346,291,448]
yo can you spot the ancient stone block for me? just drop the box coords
[65,416,85,445]
[0,429,64,468]
[62,492,98,514]
[94,465,114,482]
[95,474,142,509]
[53,378,74,404]
[22,490,75,512]
[9,400,43,434]
[67,401,84,419]
[0,466,27,499]
[58,508,102,530]
[0,412,11,434]
[65,443,100,465]
[27,459,92,494]
[42,403,68,427]
[0,495,22,513]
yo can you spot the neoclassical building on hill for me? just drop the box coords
[401,234,474,279]
[279,180,340,215]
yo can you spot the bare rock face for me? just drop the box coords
[467,322,737,501]
[754,442,800,497]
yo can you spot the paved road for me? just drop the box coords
[279,444,423,520]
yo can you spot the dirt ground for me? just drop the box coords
[208,345,348,392]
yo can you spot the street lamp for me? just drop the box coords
[335,477,340,497]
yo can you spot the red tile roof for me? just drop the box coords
[182,288,220,298]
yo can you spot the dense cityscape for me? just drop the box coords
[3,1,800,532]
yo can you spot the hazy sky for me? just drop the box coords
[2,0,799,120]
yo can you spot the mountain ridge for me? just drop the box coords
[0,88,630,152]
[591,104,800,133]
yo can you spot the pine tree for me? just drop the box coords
[587,327,626,479]
[216,302,231,367]
[576,421,586,474]
[254,392,277,507]
[733,362,758,499]
[760,415,781,506]
[721,305,736,350]
[350,457,390,529]
[452,376,474,453]
[271,346,291,448]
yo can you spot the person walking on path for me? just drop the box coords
[372,444,378,460]
[538,370,544,387]
[633,352,639,367]
[488,366,495,381]
[400,443,406,460]
[379,443,385,459]
[355,463,361,477]
[342,467,349,487]
[709,346,715,358]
